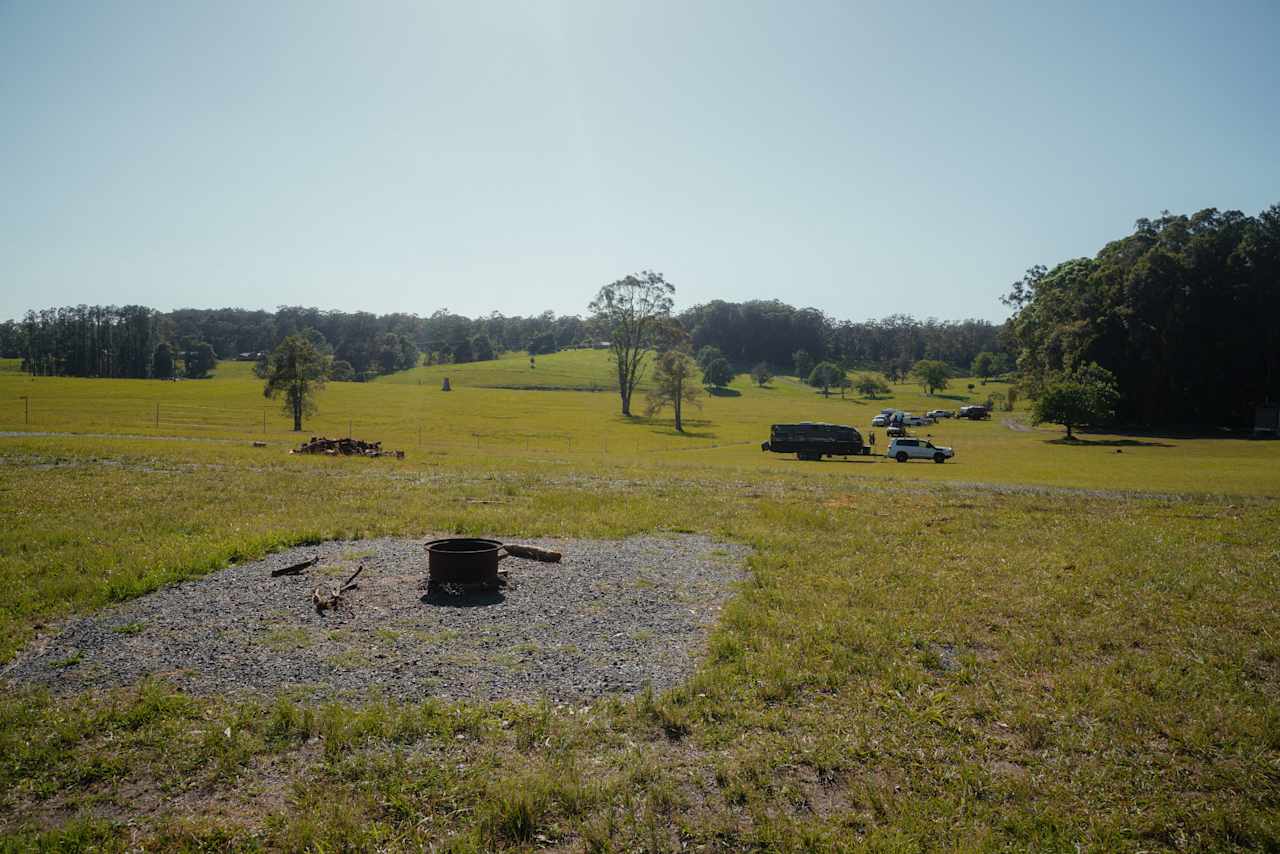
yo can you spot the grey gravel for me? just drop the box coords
[2,535,749,703]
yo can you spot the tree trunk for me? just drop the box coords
[674,387,683,433]
[293,393,302,431]
[1065,423,1074,440]
[620,387,631,417]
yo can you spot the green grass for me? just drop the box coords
[3,352,1277,497]
[1,353,1279,849]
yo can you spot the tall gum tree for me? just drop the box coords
[646,349,702,433]
[588,271,675,417]
[261,334,329,431]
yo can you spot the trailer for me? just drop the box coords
[761,422,873,461]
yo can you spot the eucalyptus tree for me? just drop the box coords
[588,271,675,417]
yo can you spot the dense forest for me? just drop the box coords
[1,307,593,381]
[1004,205,1280,426]
[2,302,1005,381]
[8,202,1275,429]
[680,302,1003,377]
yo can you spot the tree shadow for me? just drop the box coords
[790,457,881,464]
[932,393,972,401]
[706,387,741,397]
[1046,437,1173,448]
[650,427,718,439]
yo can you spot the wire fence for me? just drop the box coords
[0,396,756,458]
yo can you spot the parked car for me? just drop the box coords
[902,414,935,427]
[887,437,954,463]
[926,409,953,419]
[872,409,904,427]
[958,405,990,420]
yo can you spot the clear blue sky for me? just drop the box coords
[2,1,1277,324]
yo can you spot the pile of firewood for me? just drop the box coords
[290,436,404,458]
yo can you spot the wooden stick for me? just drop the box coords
[502,544,562,563]
[271,556,318,577]
[339,564,363,593]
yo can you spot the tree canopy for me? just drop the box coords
[855,374,891,399]
[152,343,175,379]
[184,341,218,378]
[808,362,845,397]
[793,349,815,379]
[1005,205,1280,426]
[1030,364,1120,439]
[261,335,329,432]
[701,357,733,388]
[911,360,950,395]
[588,271,675,417]
[645,349,702,433]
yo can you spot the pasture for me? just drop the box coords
[1,351,1278,850]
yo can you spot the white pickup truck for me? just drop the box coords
[887,437,954,463]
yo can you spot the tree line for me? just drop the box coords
[1005,204,1280,428]
[4,305,596,380]
[679,302,1005,376]
[6,300,1010,382]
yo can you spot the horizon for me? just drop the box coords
[3,1,1277,325]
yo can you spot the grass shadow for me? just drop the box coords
[706,387,741,397]
[931,393,972,402]
[1046,437,1174,448]
[650,427,718,439]
[789,458,881,464]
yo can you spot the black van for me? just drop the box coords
[762,422,871,461]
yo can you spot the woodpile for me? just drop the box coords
[290,436,404,458]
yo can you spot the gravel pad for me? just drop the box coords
[3,535,749,702]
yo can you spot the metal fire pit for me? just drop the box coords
[423,538,563,594]
[424,538,506,591]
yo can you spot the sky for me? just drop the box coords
[2,1,1277,324]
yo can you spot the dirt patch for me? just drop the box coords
[3,536,748,703]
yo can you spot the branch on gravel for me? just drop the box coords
[312,564,364,613]
[271,556,318,577]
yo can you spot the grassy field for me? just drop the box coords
[1,352,1279,850]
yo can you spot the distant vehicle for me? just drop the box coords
[872,409,900,427]
[887,437,954,463]
[762,422,873,461]
[958,405,991,420]
[903,414,934,427]
[927,409,953,419]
